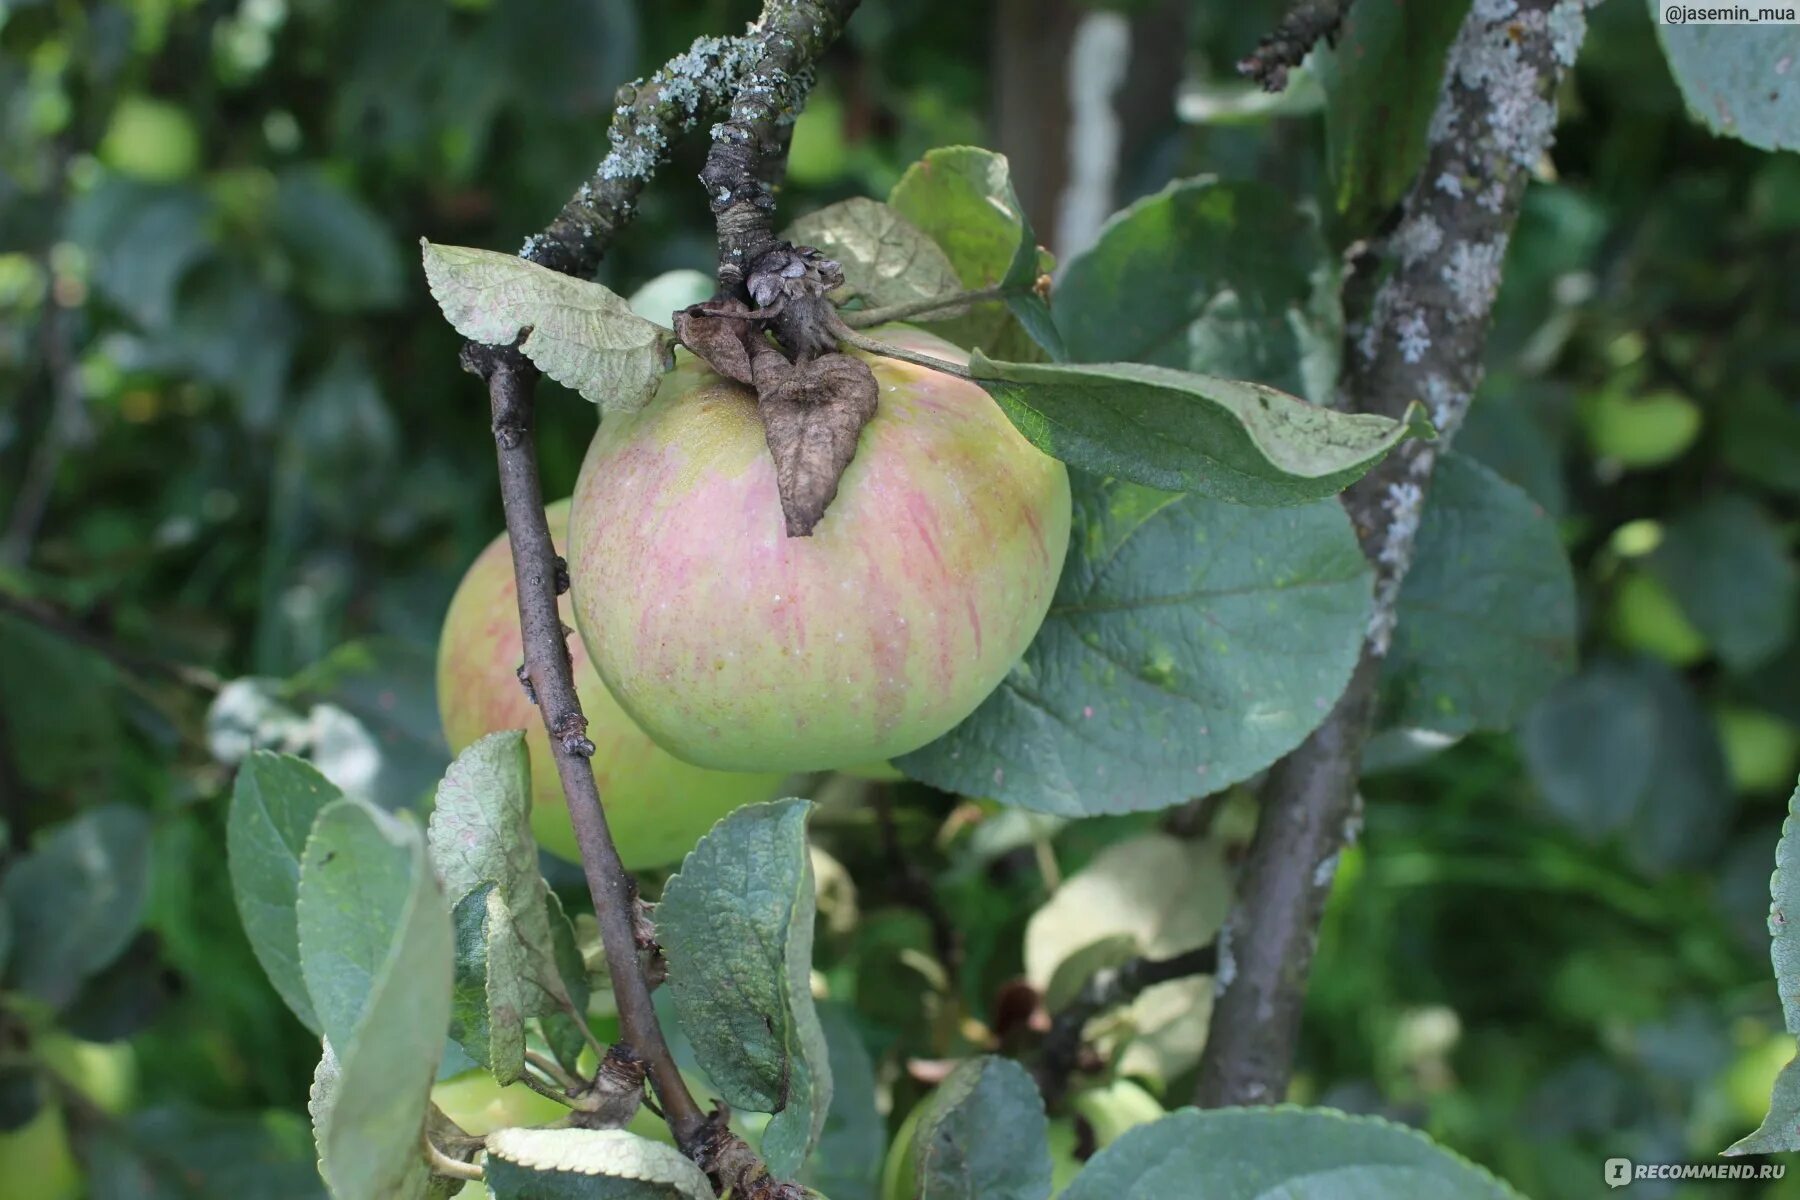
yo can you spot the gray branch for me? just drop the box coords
[519,34,764,278]
[459,6,859,1192]
[698,0,862,294]
[1195,0,1598,1108]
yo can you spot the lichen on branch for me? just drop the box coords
[1196,0,1600,1110]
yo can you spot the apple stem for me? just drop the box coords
[837,283,1011,329]
[422,1133,485,1182]
[830,319,976,381]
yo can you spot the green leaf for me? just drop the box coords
[1379,454,1577,736]
[904,1056,1051,1200]
[785,197,965,312]
[799,1003,884,1200]
[1316,0,1475,239]
[299,798,453,1200]
[428,731,570,1009]
[227,752,340,1033]
[484,1128,715,1199]
[420,241,675,413]
[888,146,1054,360]
[447,884,529,1083]
[1061,1107,1520,1198]
[897,477,1372,815]
[1,806,153,1009]
[1648,494,1799,674]
[967,353,1418,507]
[273,167,404,313]
[1520,657,1734,875]
[1655,20,1800,152]
[1025,834,1229,1085]
[1056,178,1340,403]
[1728,777,1800,1154]
[65,179,214,330]
[657,799,830,1177]
[81,1106,327,1200]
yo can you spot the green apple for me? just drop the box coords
[1609,570,1708,666]
[1715,706,1800,794]
[568,326,1071,774]
[0,1101,82,1200]
[98,96,200,183]
[1723,1033,1795,1128]
[437,501,786,869]
[1580,390,1701,468]
[431,1070,570,1138]
[1069,1077,1165,1147]
[38,1034,135,1117]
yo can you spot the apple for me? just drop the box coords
[1069,1077,1165,1147]
[567,326,1072,773]
[1580,390,1701,469]
[1715,706,1800,794]
[98,96,200,183]
[436,502,786,869]
[431,1070,571,1138]
[1608,570,1707,666]
[38,1034,135,1117]
[1722,1033,1795,1129]
[0,1101,82,1200]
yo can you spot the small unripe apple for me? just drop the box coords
[0,1101,82,1200]
[38,1034,135,1117]
[98,95,200,182]
[1608,569,1707,666]
[436,503,786,869]
[568,327,1071,773]
[431,1070,571,1137]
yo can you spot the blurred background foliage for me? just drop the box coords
[1,0,1798,1197]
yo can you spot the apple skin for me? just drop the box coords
[568,326,1072,773]
[436,502,786,869]
[0,1101,82,1200]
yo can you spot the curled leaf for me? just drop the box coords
[749,342,879,537]
[420,241,674,414]
[673,302,756,386]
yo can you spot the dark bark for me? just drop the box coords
[1238,0,1353,92]
[1196,0,1597,1108]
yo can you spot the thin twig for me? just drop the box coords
[1195,0,1596,1108]
[512,1057,579,1108]
[524,1048,579,1091]
[839,284,1011,329]
[466,342,707,1146]
[1036,944,1218,1107]
[0,591,222,693]
[460,11,863,1181]
[423,1133,485,1182]
[1238,0,1353,92]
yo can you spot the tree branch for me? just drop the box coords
[699,0,862,294]
[459,5,859,1189]
[1238,0,1353,92]
[519,34,763,277]
[1036,945,1218,1107]
[1196,0,1596,1108]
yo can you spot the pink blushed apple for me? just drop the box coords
[436,501,786,869]
[567,326,1071,773]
